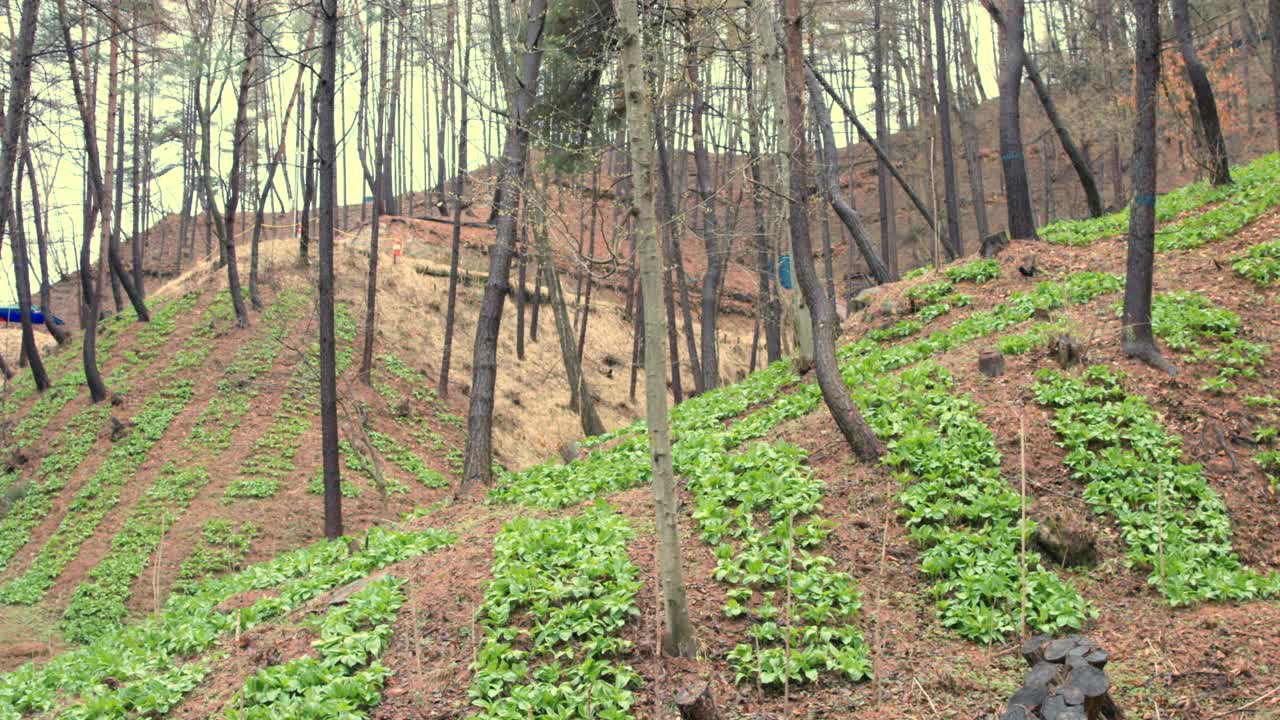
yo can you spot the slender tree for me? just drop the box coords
[996,0,1036,238]
[616,0,698,657]
[1171,0,1231,185]
[872,0,898,277]
[0,0,46,390]
[1123,0,1174,373]
[317,0,343,538]
[1271,0,1280,151]
[745,54,781,362]
[932,0,962,258]
[24,149,70,344]
[684,21,723,391]
[781,0,883,462]
[438,0,474,397]
[460,0,548,488]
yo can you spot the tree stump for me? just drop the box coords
[674,681,719,720]
[980,350,1006,378]
[1006,636,1121,720]
[1033,512,1098,568]
[982,230,1010,257]
[1051,335,1086,368]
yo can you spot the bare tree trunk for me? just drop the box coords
[1272,0,1280,151]
[438,0,474,395]
[933,0,963,257]
[7,155,50,390]
[745,55,781,363]
[979,0,1103,218]
[56,0,113,402]
[684,22,723,391]
[300,93,318,263]
[530,177,605,437]
[1172,0,1232,185]
[655,111,699,397]
[1124,0,1174,373]
[318,0,344,538]
[781,0,884,463]
[872,0,899,277]
[221,0,256,328]
[616,0,698,658]
[131,38,143,297]
[996,0,1037,238]
[24,149,69,344]
[461,0,548,488]
[805,69,891,284]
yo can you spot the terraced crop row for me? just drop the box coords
[227,575,406,718]
[1148,291,1268,395]
[172,519,258,595]
[1034,367,1280,605]
[225,303,356,500]
[688,442,873,685]
[1040,153,1280,247]
[0,294,199,579]
[55,289,315,639]
[1233,239,1280,287]
[469,506,641,719]
[0,527,456,718]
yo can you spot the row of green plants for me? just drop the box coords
[852,362,1092,642]
[0,297,137,433]
[1040,153,1280,246]
[59,463,211,643]
[55,293,311,641]
[188,288,311,453]
[370,355,463,481]
[490,271,1125,514]
[1147,291,1268,395]
[0,378,199,606]
[469,505,641,719]
[225,303,356,500]
[1033,367,1280,605]
[870,258,999,342]
[489,357,802,509]
[0,294,203,577]
[226,575,407,719]
[0,527,456,719]
[172,519,259,595]
[686,442,873,686]
[996,318,1075,356]
[1154,155,1280,251]
[1232,239,1280,287]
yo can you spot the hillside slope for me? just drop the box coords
[0,155,1278,718]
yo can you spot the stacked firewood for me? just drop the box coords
[1004,635,1122,720]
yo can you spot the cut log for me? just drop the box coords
[1044,638,1079,663]
[1042,693,1069,720]
[980,350,1006,378]
[674,681,719,720]
[1069,664,1121,720]
[1026,661,1066,689]
[1009,685,1050,712]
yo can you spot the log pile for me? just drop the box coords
[1004,635,1122,720]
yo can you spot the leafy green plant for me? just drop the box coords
[1034,367,1280,605]
[1233,239,1280,287]
[0,527,454,718]
[944,258,1001,284]
[173,519,259,594]
[226,576,407,719]
[1146,291,1269,394]
[469,506,641,719]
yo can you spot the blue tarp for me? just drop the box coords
[0,306,64,325]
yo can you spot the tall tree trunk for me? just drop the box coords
[221,0,256,328]
[24,149,69,344]
[318,0,344,538]
[745,55,781,363]
[685,22,722,391]
[996,0,1037,238]
[1123,0,1174,373]
[461,0,548,488]
[808,65,938,241]
[131,38,143,297]
[8,161,50,390]
[616,0,698,658]
[780,0,884,463]
[933,0,964,257]
[654,110,699,397]
[1171,0,1231,185]
[804,68,891,284]
[530,177,605,437]
[1272,0,1280,152]
[872,0,899,277]
[438,0,473,395]
[979,0,1103,218]
[56,0,112,402]
[300,93,318,263]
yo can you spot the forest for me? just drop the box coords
[0,0,1279,716]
